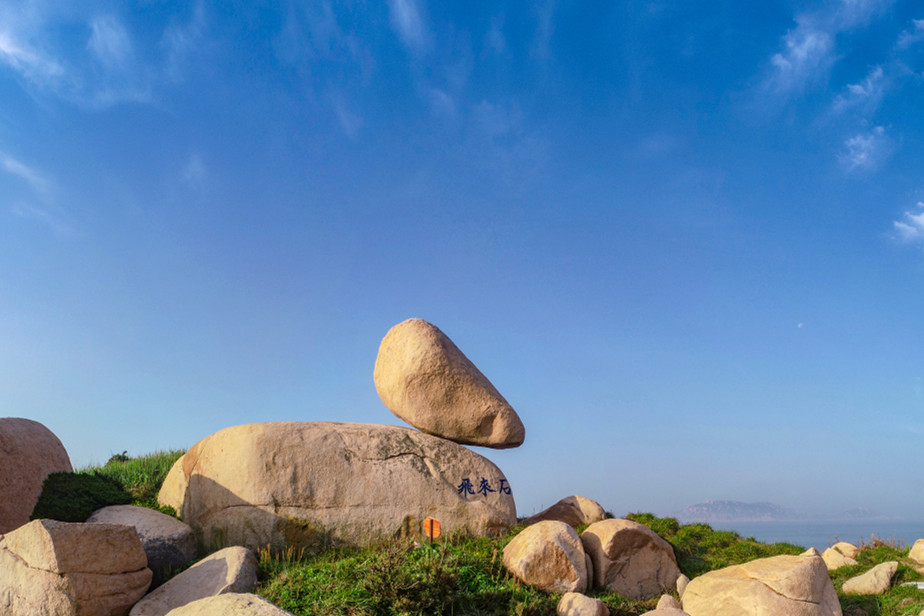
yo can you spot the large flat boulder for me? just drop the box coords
[0,417,73,533]
[681,552,842,616]
[581,519,680,600]
[158,422,516,553]
[88,505,197,586]
[503,520,589,593]
[130,546,257,616]
[0,518,152,616]
[373,318,525,448]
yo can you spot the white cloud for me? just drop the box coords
[893,202,924,243]
[0,29,65,88]
[761,0,891,100]
[838,126,890,172]
[1,152,50,196]
[766,21,835,95]
[161,2,208,83]
[896,18,924,49]
[330,93,363,139]
[88,15,133,69]
[831,66,885,114]
[387,0,426,51]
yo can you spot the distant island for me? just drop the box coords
[673,501,899,524]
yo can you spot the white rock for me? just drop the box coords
[130,546,258,616]
[503,520,588,593]
[557,592,609,616]
[163,593,294,615]
[842,561,897,595]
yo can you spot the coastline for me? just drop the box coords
[710,519,924,550]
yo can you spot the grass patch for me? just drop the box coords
[30,449,185,522]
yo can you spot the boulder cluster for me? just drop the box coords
[0,318,526,615]
[3,318,924,616]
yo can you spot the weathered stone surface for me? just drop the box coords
[581,519,680,600]
[821,547,858,571]
[158,422,515,553]
[373,318,525,448]
[525,495,607,528]
[909,539,924,565]
[504,520,588,593]
[842,561,897,595]
[557,592,609,616]
[681,552,842,616]
[640,609,690,616]
[88,505,197,586]
[802,547,820,557]
[130,546,257,616]
[657,595,682,610]
[0,518,152,616]
[832,542,860,560]
[162,593,294,615]
[0,417,73,533]
[675,573,690,597]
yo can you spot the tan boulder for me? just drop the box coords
[842,561,897,595]
[580,518,680,600]
[681,552,841,616]
[525,495,607,528]
[909,539,924,565]
[0,417,73,533]
[657,595,682,610]
[557,592,609,616]
[832,541,860,560]
[0,518,152,616]
[158,422,515,553]
[88,505,197,586]
[162,593,294,615]
[503,520,588,593]
[373,318,525,448]
[640,610,690,616]
[130,546,257,616]
[675,573,690,597]
[821,546,858,571]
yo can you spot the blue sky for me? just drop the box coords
[2,0,924,520]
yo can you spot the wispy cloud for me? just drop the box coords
[531,1,556,61]
[1,152,50,196]
[161,2,209,83]
[831,66,886,115]
[838,126,890,172]
[88,15,133,69]
[330,92,363,139]
[893,202,924,244]
[1,151,75,236]
[387,0,427,52]
[759,0,892,101]
[896,18,924,49]
[484,14,507,56]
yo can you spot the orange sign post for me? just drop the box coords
[423,516,441,544]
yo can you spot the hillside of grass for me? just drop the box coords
[29,450,924,616]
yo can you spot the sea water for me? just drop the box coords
[706,520,924,550]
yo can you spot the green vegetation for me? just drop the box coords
[27,451,924,615]
[30,449,184,522]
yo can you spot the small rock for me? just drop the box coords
[130,546,258,616]
[640,609,691,616]
[842,561,898,595]
[909,539,924,565]
[0,417,73,533]
[657,595,682,609]
[162,593,294,615]
[0,518,151,616]
[675,573,690,597]
[525,495,607,528]
[833,541,861,560]
[373,318,525,448]
[557,592,609,616]
[821,546,858,571]
[88,505,197,586]
[503,520,588,593]
[581,518,680,600]
[802,547,820,557]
